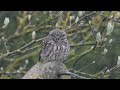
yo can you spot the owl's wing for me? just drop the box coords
[40,36,53,62]
[38,49,42,61]
[41,36,52,49]
[39,37,47,62]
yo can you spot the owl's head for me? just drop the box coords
[49,29,67,41]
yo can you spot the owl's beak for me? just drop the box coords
[56,38,59,40]
[56,36,60,40]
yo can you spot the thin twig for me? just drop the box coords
[73,47,94,68]
[85,16,96,40]
[65,11,96,31]
[58,71,91,79]
[70,43,96,47]
[109,65,120,72]
[76,61,96,72]
[74,71,99,79]
[99,67,108,79]
[96,12,120,23]
[0,38,44,60]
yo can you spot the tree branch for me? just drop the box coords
[0,38,44,60]
[58,70,91,79]
[65,11,96,31]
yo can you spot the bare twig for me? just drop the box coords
[96,12,120,23]
[76,61,96,72]
[58,71,91,79]
[65,11,96,31]
[70,43,96,47]
[99,67,108,79]
[85,16,96,40]
[0,38,44,60]
[109,65,120,72]
[73,45,96,68]
[74,71,99,79]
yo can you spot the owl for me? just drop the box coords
[40,29,70,63]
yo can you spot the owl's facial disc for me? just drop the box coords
[49,29,67,41]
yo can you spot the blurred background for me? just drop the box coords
[0,11,120,79]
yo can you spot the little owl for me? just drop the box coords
[40,29,70,63]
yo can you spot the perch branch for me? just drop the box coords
[58,70,91,79]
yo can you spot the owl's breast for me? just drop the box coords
[52,43,69,54]
[41,37,70,63]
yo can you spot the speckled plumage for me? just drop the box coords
[40,29,70,63]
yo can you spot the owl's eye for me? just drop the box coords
[59,35,66,40]
[61,33,66,37]
[51,34,56,38]
[63,33,66,36]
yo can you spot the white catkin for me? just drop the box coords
[109,39,113,44]
[91,46,94,50]
[19,67,23,70]
[2,17,10,29]
[32,31,36,40]
[92,61,95,64]
[1,37,5,41]
[106,21,114,35]
[28,14,31,21]
[78,11,85,17]
[78,11,83,17]
[117,56,120,67]
[96,32,101,43]
[70,16,75,21]
[75,16,79,23]
[25,59,29,64]
[0,67,3,71]
[104,48,108,54]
